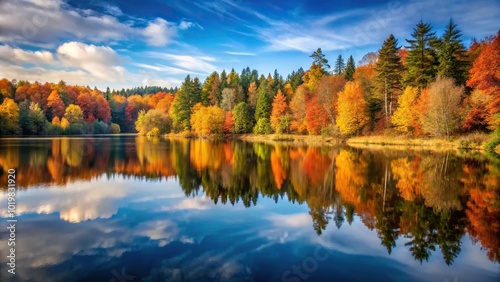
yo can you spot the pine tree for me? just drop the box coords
[437,19,469,86]
[345,55,356,81]
[374,34,404,120]
[309,48,330,72]
[404,20,439,87]
[254,79,272,121]
[334,55,345,75]
[170,75,194,131]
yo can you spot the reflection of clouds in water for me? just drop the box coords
[3,176,180,222]
[267,212,311,228]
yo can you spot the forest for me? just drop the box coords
[0,20,499,146]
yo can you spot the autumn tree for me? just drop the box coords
[467,31,500,129]
[404,21,439,87]
[135,109,170,135]
[336,82,369,135]
[202,71,220,106]
[64,104,84,124]
[270,90,289,133]
[223,111,235,133]
[374,34,404,121]
[247,81,259,107]
[190,105,225,135]
[305,96,331,135]
[290,85,308,133]
[421,77,463,137]
[51,116,61,127]
[220,88,238,111]
[95,95,111,122]
[76,91,96,123]
[344,55,356,81]
[0,78,14,104]
[392,86,420,132]
[317,75,347,125]
[47,90,65,119]
[463,89,492,131]
[0,98,20,135]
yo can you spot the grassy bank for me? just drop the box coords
[346,133,490,151]
[162,132,500,153]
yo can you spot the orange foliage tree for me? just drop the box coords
[467,31,500,129]
[270,90,288,133]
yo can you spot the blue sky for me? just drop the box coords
[0,0,499,90]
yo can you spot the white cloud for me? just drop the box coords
[143,18,177,46]
[267,213,311,228]
[0,45,54,65]
[0,0,198,48]
[57,41,125,80]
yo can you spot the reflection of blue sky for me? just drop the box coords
[1,176,499,282]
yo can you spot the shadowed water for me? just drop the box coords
[0,136,499,282]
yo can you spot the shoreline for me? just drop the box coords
[163,133,499,152]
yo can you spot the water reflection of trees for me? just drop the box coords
[0,137,498,264]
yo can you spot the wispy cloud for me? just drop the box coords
[145,52,218,74]
[225,51,255,56]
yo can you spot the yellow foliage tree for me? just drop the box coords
[60,117,70,129]
[392,86,420,132]
[336,82,369,135]
[190,104,225,135]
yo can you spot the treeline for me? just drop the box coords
[134,19,500,138]
[0,79,179,135]
[1,19,499,138]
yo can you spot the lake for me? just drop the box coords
[0,136,499,282]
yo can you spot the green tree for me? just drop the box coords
[309,48,330,72]
[437,18,469,86]
[374,34,404,121]
[254,80,272,121]
[170,75,201,131]
[233,102,254,133]
[404,21,439,87]
[344,55,356,81]
[334,55,345,76]
[28,102,48,134]
[253,117,272,134]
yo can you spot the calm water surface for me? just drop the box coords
[0,136,499,282]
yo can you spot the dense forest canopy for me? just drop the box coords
[1,20,499,139]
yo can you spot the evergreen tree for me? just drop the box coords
[309,48,330,72]
[254,79,272,121]
[404,20,439,87]
[334,55,345,76]
[345,55,356,81]
[219,70,228,105]
[374,34,404,120]
[170,75,195,131]
[437,18,469,86]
